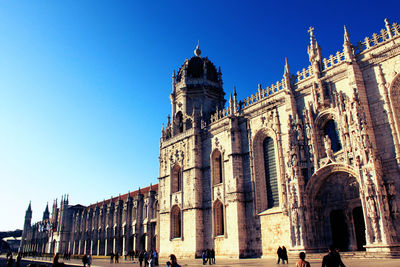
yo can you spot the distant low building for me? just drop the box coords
[3,237,21,252]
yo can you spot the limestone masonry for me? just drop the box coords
[20,19,400,258]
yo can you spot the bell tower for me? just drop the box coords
[169,45,225,135]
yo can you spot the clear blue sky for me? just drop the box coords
[0,0,398,231]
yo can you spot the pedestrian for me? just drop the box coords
[124,250,128,261]
[88,255,92,267]
[154,250,159,266]
[322,245,346,267]
[139,251,144,267]
[82,254,88,267]
[296,252,310,267]
[16,253,22,267]
[282,246,288,264]
[148,253,155,267]
[207,249,211,265]
[277,246,283,264]
[168,254,181,267]
[144,251,149,267]
[110,252,114,263]
[115,252,119,263]
[7,254,13,267]
[211,248,215,264]
[202,250,207,265]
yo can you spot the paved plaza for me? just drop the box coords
[3,256,400,267]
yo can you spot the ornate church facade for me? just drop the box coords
[21,19,400,258]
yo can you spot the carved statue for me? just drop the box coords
[324,135,333,158]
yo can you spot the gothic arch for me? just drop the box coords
[252,127,282,213]
[211,148,224,185]
[304,163,366,251]
[305,163,360,196]
[213,199,225,236]
[389,72,400,148]
[314,110,342,156]
[171,163,182,193]
[170,205,182,239]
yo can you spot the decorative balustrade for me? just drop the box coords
[322,51,346,71]
[207,20,399,126]
[354,22,400,54]
[294,65,313,83]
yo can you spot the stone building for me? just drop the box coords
[21,19,400,258]
[158,19,400,258]
[20,185,159,255]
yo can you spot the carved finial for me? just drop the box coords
[233,86,237,97]
[385,18,390,27]
[385,18,393,39]
[308,26,314,36]
[150,183,152,191]
[194,41,201,57]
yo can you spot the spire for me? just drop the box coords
[344,25,350,43]
[43,202,50,221]
[27,201,32,212]
[284,57,290,75]
[343,25,354,61]
[307,26,322,64]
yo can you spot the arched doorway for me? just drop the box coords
[307,169,366,251]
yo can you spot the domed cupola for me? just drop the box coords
[175,45,223,87]
[169,45,226,127]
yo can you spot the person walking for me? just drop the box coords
[322,245,346,267]
[207,249,212,265]
[88,255,92,267]
[211,249,215,264]
[202,250,207,265]
[110,252,114,263]
[277,246,283,264]
[282,246,288,264]
[139,251,144,267]
[144,251,149,267]
[296,252,310,267]
[82,254,88,267]
[115,252,119,263]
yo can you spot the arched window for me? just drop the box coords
[212,150,223,185]
[132,206,137,221]
[171,205,181,239]
[143,204,148,219]
[323,120,341,152]
[263,137,279,209]
[213,200,224,236]
[171,165,182,193]
[176,112,184,133]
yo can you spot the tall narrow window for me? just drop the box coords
[263,137,279,208]
[143,204,148,219]
[323,120,342,152]
[171,205,181,238]
[212,150,223,185]
[171,165,182,193]
[213,200,224,236]
[176,112,184,133]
